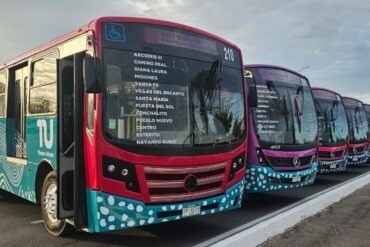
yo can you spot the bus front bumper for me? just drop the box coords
[86,180,244,233]
[347,152,368,166]
[317,157,348,173]
[244,162,317,193]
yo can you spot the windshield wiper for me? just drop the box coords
[324,108,334,143]
[354,107,362,134]
[198,58,223,135]
[330,101,338,133]
[266,80,289,131]
[293,85,305,133]
[294,96,302,132]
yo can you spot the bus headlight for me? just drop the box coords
[256,148,269,166]
[107,164,116,173]
[228,153,245,182]
[103,156,141,193]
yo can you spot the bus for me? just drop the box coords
[342,97,368,165]
[312,87,349,173]
[364,104,370,161]
[244,65,318,193]
[0,17,247,236]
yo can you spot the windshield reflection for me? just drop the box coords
[249,68,317,146]
[103,49,245,147]
[316,99,348,144]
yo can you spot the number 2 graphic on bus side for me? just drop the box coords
[223,47,234,62]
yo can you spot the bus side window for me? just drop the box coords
[0,71,5,117]
[30,55,58,115]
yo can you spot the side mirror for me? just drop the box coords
[248,83,257,108]
[83,56,102,93]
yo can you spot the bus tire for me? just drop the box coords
[41,171,69,236]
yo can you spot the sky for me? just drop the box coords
[0,0,369,102]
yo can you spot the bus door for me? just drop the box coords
[7,65,28,158]
[57,53,86,228]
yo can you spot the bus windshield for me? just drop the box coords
[346,106,368,142]
[248,67,317,146]
[103,50,245,147]
[364,105,370,134]
[315,98,348,145]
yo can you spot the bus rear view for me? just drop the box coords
[244,65,318,193]
[312,88,349,173]
[342,97,369,165]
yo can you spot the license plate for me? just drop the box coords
[353,157,358,161]
[330,164,337,169]
[182,205,201,217]
[292,176,301,183]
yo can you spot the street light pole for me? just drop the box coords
[298,66,311,72]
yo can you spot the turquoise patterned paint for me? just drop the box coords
[86,180,245,233]
[347,151,368,166]
[0,116,57,203]
[244,162,317,193]
[317,156,348,173]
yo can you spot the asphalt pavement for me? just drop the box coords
[1,163,369,247]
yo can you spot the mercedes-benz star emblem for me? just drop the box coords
[293,157,301,168]
[184,175,197,192]
[330,151,336,159]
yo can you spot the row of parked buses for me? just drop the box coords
[0,17,369,236]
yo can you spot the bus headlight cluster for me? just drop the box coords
[103,156,141,193]
[256,148,269,166]
[228,153,245,182]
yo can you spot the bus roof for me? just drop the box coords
[342,96,365,107]
[342,96,363,103]
[1,16,241,70]
[364,103,370,112]
[311,87,341,97]
[243,64,308,81]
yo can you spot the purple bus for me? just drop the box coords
[244,65,318,193]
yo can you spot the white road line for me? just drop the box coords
[196,171,370,247]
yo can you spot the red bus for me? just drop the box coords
[0,17,247,235]
[342,97,368,165]
[363,103,370,161]
[312,87,349,173]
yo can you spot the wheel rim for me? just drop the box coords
[44,183,58,223]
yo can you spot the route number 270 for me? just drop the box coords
[223,47,234,62]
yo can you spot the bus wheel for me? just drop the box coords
[41,171,67,236]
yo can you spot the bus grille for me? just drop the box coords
[143,162,227,203]
[318,150,344,159]
[349,146,365,154]
[266,155,313,169]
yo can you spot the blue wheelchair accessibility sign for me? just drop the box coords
[104,23,125,42]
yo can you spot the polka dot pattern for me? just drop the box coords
[347,152,368,166]
[318,157,348,174]
[245,162,317,193]
[87,180,245,233]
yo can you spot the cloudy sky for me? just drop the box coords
[0,0,369,102]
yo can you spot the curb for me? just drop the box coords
[196,171,370,247]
